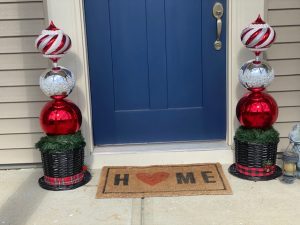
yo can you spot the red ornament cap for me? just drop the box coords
[252,15,266,24]
[50,94,68,100]
[46,21,59,31]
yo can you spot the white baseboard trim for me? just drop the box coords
[88,142,234,169]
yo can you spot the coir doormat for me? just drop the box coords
[96,163,232,198]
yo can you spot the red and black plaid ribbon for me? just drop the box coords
[44,172,84,186]
[44,166,87,186]
[236,163,275,177]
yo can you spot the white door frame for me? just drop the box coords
[44,0,265,168]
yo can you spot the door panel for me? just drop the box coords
[110,0,149,110]
[165,0,203,108]
[84,0,227,144]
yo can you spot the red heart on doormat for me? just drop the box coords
[136,172,170,186]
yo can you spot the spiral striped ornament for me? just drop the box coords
[35,21,71,61]
[240,15,276,52]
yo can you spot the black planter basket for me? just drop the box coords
[38,147,91,191]
[229,138,282,181]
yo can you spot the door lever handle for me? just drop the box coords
[213,2,224,50]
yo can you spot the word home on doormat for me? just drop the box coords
[96,163,232,198]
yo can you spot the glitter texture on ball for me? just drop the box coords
[239,60,274,90]
[39,67,75,98]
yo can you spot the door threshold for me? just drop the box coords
[94,140,230,154]
[89,141,234,169]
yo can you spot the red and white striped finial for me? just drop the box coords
[35,21,72,64]
[240,15,276,53]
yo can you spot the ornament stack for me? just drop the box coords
[229,15,282,181]
[35,22,91,190]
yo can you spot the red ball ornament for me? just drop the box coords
[40,98,82,135]
[236,91,278,128]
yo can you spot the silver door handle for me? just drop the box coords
[213,2,224,50]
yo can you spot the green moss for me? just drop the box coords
[234,126,279,144]
[35,131,86,153]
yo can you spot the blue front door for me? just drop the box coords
[85,0,226,145]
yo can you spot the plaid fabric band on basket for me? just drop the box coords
[44,172,84,186]
[236,163,276,177]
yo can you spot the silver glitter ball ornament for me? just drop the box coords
[39,67,75,97]
[239,60,274,90]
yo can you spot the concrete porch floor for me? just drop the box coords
[0,165,299,225]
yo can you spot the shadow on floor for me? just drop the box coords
[0,170,46,225]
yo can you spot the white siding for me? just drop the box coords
[266,0,300,151]
[0,0,47,164]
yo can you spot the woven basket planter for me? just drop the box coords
[229,138,282,181]
[38,147,91,191]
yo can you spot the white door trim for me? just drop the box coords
[44,0,265,168]
[44,0,94,153]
